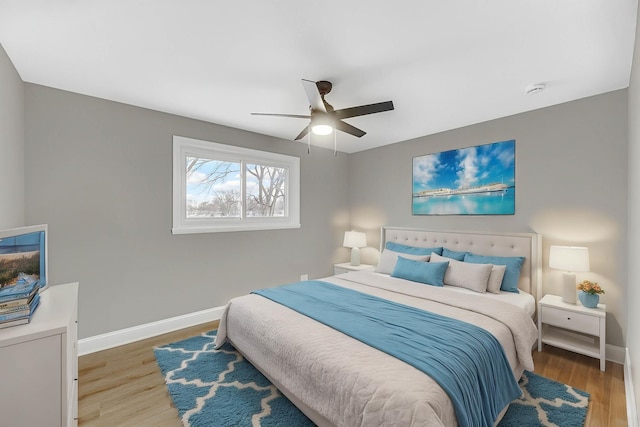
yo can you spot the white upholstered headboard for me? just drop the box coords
[380,227,542,301]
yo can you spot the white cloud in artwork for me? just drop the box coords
[413,155,441,184]
[496,146,515,167]
[479,153,491,168]
[456,147,479,188]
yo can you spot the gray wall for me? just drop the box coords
[349,90,628,348]
[627,0,640,419]
[15,56,632,353]
[0,43,24,229]
[24,84,350,339]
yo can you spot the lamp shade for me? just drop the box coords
[549,245,589,304]
[343,231,367,248]
[549,246,590,272]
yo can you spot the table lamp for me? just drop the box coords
[549,245,590,304]
[343,231,367,266]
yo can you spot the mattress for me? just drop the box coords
[215,270,538,427]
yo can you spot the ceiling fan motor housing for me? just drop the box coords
[315,80,332,96]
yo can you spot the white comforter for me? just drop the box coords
[215,271,538,427]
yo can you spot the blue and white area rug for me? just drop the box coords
[500,371,590,427]
[154,330,314,426]
[154,331,590,427]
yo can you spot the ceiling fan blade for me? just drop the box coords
[251,112,311,119]
[294,125,310,141]
[335,101,394,120]
[302,79,327,113]
[335,120,366,138]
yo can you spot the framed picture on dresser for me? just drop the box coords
[0,224,48,291]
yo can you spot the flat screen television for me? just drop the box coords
[0,224,48,291]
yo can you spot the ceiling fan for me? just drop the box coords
[251,79,394,141]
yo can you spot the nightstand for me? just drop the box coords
[538,294,606,371]
[333,263,375,275]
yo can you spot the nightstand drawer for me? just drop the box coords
[541,306,600,336]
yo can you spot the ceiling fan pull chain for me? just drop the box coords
[334,131,337,156]
[308,130,311,154]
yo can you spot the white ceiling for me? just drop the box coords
[0,1,637,153]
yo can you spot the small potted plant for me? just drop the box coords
[576,280,604,308]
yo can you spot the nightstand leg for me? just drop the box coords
[537,315,542,352]
[600,319,606,372]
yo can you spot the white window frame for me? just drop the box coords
[172,135,300,234]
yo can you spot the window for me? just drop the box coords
[173,136,300,234]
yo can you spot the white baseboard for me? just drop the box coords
[78,305,225,356]
[607,343,626,365]
[626,348,639,427]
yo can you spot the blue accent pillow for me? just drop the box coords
[391,256,449,287]
[463,254,525,293]
[442,248,468,261]
[385,242,443,256]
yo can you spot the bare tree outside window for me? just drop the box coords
[214,190,241,217]
[246,164,286,217]
[173,136,300,234]
[186,157,241,218]
[185,157,287,218]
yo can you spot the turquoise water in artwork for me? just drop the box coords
[412,187,515,215]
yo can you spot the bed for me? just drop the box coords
[215,227,541,426]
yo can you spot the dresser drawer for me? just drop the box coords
[541,306,600,336]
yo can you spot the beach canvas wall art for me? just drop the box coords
[412,140,515,215]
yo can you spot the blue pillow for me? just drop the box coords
[463,254,525,293]
[391,256,449,287]
[385,242,443,256]
[442,248,468,261]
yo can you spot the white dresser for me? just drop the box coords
[0,282,79,426]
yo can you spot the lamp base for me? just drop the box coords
[562,272,577,304]
[350,247,361,266]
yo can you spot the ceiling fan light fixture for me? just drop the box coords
[311,124,334,135]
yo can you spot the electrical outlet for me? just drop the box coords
[300,274,309,281]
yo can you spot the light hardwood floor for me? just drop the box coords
[78,321,220,427]
[533,345,627,427]
[78,323,628,426]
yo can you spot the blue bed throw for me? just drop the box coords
[253,281,522,427]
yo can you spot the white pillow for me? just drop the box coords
[486,265,507,294]
[430,252,493,293]
[375,249,430,274]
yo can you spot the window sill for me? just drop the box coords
[172,223,301,234]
